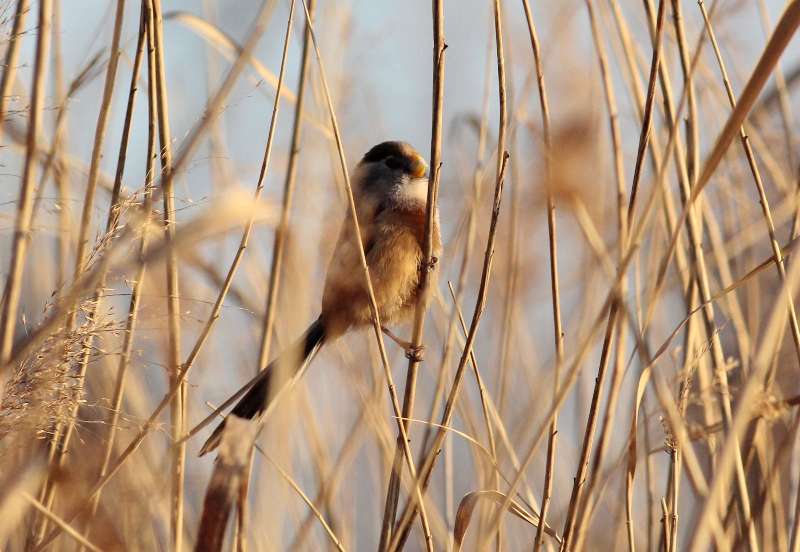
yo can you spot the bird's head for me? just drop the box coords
[354,141,430,209]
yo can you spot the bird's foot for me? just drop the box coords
[405,344,425,362]
[424,256,439,273]
[382,326,425,362]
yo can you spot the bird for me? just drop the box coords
[199,141,441,456]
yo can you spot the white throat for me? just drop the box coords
[395,177,429,208]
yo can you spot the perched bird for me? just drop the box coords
[199,141,441,456]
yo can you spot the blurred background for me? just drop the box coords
[1,0,799,550]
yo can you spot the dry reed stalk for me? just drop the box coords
[634,15,757,544]
[54,0,298,543]
[166,0,293,409]
[608,2,720,549]
[0,299,110,456]
[295,391,343,543]
[378,0,446,546]
[698,3,800,546]
[608,10,724,531]
[624,222,800,549]
[444,282,560,524]
[2,0,51,537]
[23,492,102,552]
[592,10,724,548]
[453,490,559,551]
[517,2,563,549]
[167,5,337,451]
[560,2,668,548]
[625,0,666,222]
[689,225,800,550]
[71,0,125,278]
[568,0,631,547]
[453,287,540,468]
[86,0,155,531]
[733,412,800,550]
[257,444,346,552]
[27,0,282,541]
[25,0,89,283]
[671,0,699,183]
[755,62,800,116]
[670,10,764,488]
[388,152,511,551]
[50,0,69,291]
[297,0,434,547]
[0,0,27,147]
[569,199,677,552]
[440,282,540,549]
[471,34,748,537]
[463,238,502,545]
[492,106,519,552]
[49,6,147,536]
[257,0,315,371]
[30,195,278,551]
[604,0,694,291]
[601,9,703,545]
[163,10,298,106]
[189,1,296,547]
[33,2,133,518]
[0,457,45,544]
[0,0,45,368]
[691,2,800,198]
[631,337,731,548]
[3,1,799,549]
[611,0,716,328]
[699,0,800,367]
[147,0,187,546]
[701,203,751,373]
[793,428,800,545]
[756,0,796,170]
[389,0,509,528]
[290,398,372,549]
[632,2,800,548]
[1,105,122,195]
[471,258,628,550]
[415,28,493,541]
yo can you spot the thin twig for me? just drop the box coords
[378,0,446,547]
[389,2,507,547]
[86,0,155,530]
[30,0,285,542]
[296,0,434,547]
[698,0,800,368]
[35,0,128,537]
[517,1,562,548]
[569,0,631,548]
[22,492,103,552]
[0,0,45,367]
[192,0,296,547]
[560,3,667,548]
[0,0,28,147]
[256,0,315,370]
[148,0,186,546]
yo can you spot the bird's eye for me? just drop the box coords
[384,156,403,170]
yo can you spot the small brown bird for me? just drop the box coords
[200,141,441,455]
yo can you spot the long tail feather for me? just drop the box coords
[199,318,326,456]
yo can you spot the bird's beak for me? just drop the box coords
[410,155,428,178]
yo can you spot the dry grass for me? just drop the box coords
[0,0,800,550]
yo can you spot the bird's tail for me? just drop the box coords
[199,318,326,456]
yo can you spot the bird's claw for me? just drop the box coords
[424,256,438,273]
[405,344,425,362]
